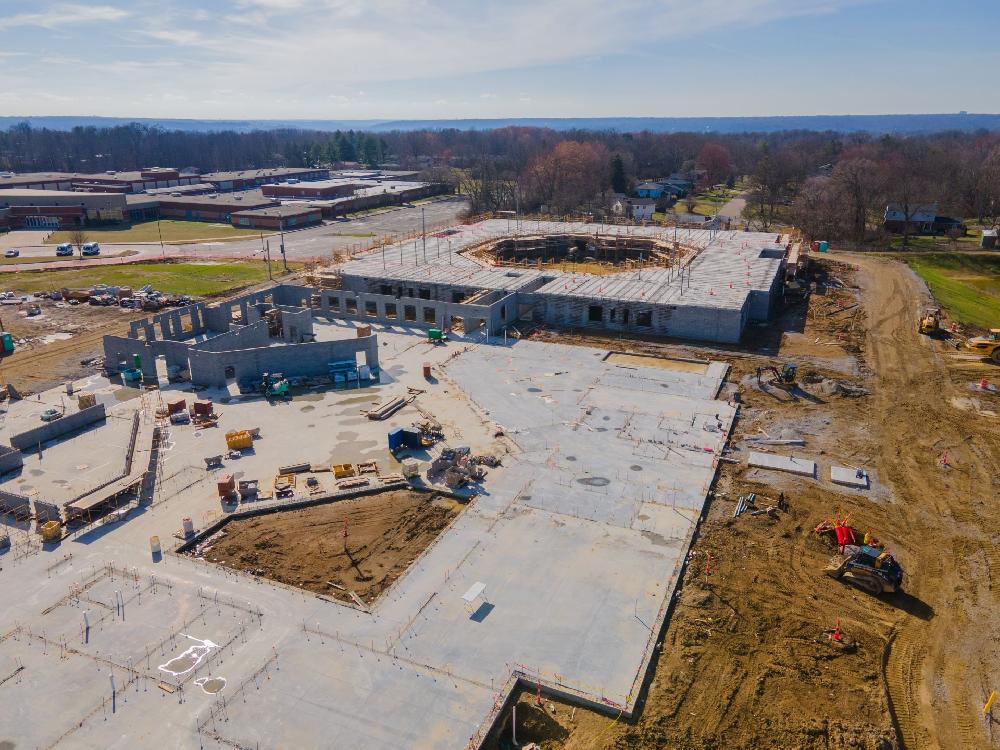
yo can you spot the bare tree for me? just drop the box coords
[69,227,88,253]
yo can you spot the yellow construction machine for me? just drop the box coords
[918,307,941,336]
[964,328,1000,363]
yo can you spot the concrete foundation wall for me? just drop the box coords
[187,335,379,387]
[10,404,108,451]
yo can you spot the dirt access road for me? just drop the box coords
[491,255,999,750]
[857,254,1000,749]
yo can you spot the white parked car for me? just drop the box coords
[55,243,74,256]
[81,242,101,256]
[4,249,19,258]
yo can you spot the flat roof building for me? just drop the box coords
[261,179,363,199]
[200,168,329,192]
[156,190,277,223]
[0,189,127,229]
[231,204,322,230]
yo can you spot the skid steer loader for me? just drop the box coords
[824,544,904,596]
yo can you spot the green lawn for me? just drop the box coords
[45,220,272,245]
[7,261,298,297]
[904,253,1000,330]
[879,234,980,252]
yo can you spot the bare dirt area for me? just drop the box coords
[499,254,1000,749]
[189,489,463,604]
[0,297,140,393]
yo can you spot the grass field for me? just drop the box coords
[45,220,271,245]
[904,252,1000,330]
[6,261,297,297]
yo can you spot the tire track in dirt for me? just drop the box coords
[855,255,1000,750]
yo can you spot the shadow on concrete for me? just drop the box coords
[469,601,494,622]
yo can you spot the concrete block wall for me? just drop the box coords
[0,445,24,475]
[314,287,509,334]
[530,294,746,343]
[275,306,313,343]
[0,488,30,514]
[10,404,107,452]
[191,321,271,353]
[187,334,380,388]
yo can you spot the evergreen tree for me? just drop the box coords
[610,154,628,194]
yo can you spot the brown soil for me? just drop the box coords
[494,255,1000,749]
[192,489,462,604]
[0,298,140,393]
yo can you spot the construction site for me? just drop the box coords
[0,219,999,750]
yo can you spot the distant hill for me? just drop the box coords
[2,113,999,135]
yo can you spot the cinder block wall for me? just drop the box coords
[0,445,24,475]
[187,334,379,387]
[10,404,107,452]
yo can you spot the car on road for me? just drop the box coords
[81,242,101,256]
[55,243,74,256]
[4,249,19,258]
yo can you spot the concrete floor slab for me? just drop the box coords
[0,322,737,748]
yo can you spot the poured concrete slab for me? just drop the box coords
[748,451,816,477]
[831,465,869,489]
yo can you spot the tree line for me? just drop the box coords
[2,121,998,240]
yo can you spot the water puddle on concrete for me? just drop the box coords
[194,676,227,695]
[294,393,324,402]
[157,635,218,677]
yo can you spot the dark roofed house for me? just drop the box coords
[884,203,964,235]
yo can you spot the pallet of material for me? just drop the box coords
[336,477,370,489]
[278,462,311,475]
[379,473,406,484]
[356,461,378,475]
[366,396,408,420]
[332,463,356,479]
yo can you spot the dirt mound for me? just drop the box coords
[192,489,462,604]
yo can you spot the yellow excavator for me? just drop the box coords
[918,307,941,336]
[964,328,1000,363]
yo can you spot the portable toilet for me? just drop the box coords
[0,332,13,354]
[387,427,405,452]
[401,427,423,449]
[428,328,443,341]
[818,240,829,253]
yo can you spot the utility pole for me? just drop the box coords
[157,218,165,260]
[278,209,288,272]
[265,240,273,281]
[421,206,426,263]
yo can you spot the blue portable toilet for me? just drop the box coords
[387,428,405,452]
[401,427,423,449]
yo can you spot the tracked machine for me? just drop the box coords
[824,544,904,596]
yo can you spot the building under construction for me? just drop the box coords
[331,219,789,344]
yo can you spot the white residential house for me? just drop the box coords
[628,197,657,222]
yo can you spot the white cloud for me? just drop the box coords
[5,3,128,29]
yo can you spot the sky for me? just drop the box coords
[0,0,998,120]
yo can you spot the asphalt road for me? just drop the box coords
[0,196,470,272]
